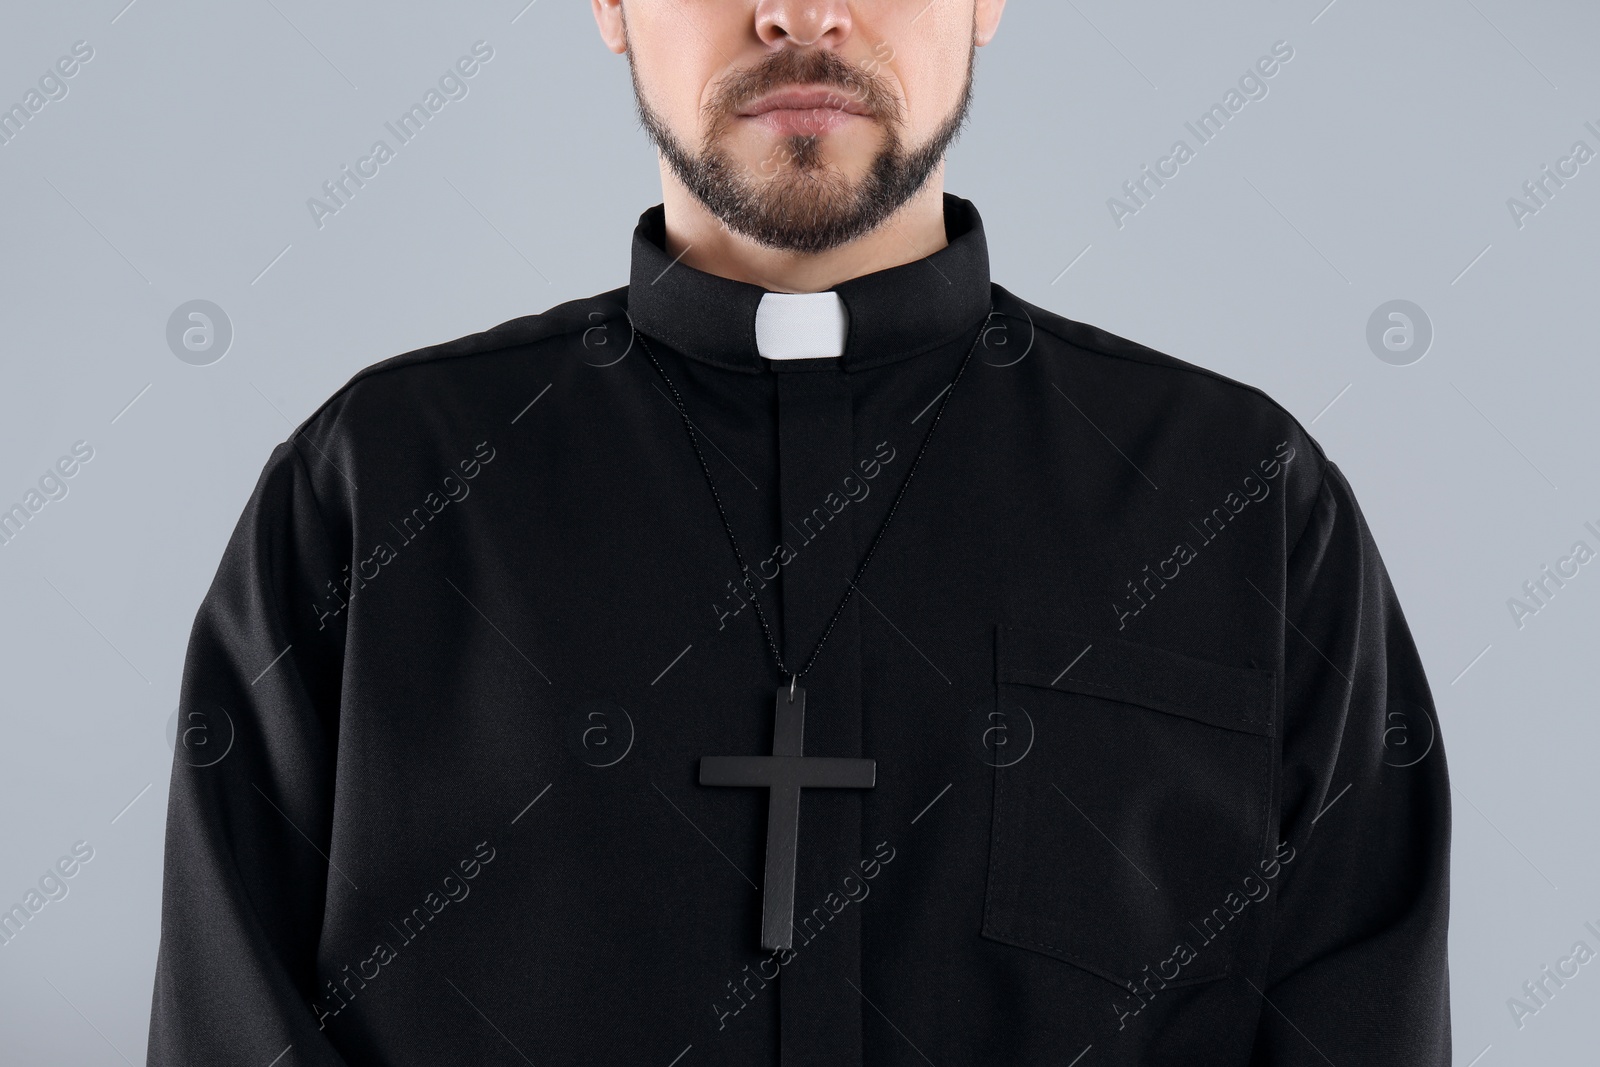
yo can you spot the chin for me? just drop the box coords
[735,139,874,186]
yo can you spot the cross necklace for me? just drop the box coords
[631,308,992,951]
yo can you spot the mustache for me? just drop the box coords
[707,49,901,125]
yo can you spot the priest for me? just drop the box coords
[147,1,1451,1064]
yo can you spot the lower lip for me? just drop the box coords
[743,107,866,137]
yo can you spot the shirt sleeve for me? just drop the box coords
[147,435,354,1065]
[1249,459,1452,1065]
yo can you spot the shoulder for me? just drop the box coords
[996,285,1316,444]
[989,283,1331,536]
[289,285,629,448]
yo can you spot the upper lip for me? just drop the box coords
[738,86,873,117]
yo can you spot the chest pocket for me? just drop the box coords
[982,623,1277,990]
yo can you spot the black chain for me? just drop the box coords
[629,306,994,690]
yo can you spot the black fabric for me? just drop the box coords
[628,193,992,373]
[147,194,1451,1066]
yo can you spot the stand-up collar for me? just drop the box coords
[626,192,993,373]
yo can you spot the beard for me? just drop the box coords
[628,44,975,255]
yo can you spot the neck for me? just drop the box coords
[657,163,949,294]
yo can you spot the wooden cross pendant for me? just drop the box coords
[699,685,876,951]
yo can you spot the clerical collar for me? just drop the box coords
[626,192,993,373]
[753,291,848,361]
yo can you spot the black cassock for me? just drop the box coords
[147,194,1451,1066]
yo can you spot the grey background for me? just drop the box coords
[1,0,1595,1063]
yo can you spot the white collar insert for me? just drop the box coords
[754,291,849,361]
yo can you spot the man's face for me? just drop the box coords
[602,1,995,254]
